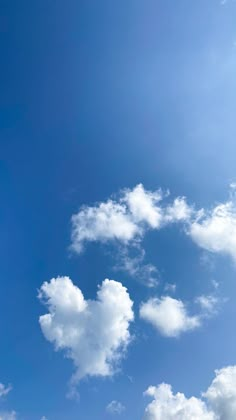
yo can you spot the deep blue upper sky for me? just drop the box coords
[1,1,236,419]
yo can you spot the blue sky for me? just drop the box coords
[1,1,236,419]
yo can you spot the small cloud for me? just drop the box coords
[211,279,219,290]
[164,283,176,294]
[195,295,219,316]
[106,400,125,415]
[140,296,200,337]
[0,383,12,398]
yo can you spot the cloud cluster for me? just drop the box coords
[71,183,236,268]
[143,365,236,420]
[71,184,191,253]
[39,276,134,384]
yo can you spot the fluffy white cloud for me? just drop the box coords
[204,366,236,419]
[189,199,236,261]
[165,197,193,223]
[143,365,236,420]
[143,384,214,420]
[106,400,125,415]
[39,276,134,383]
[71,200,139,253]
[71,184,192,253]
[140,296,200,337]
[124,184,163,228]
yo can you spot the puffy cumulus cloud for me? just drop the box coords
[143,365,236,420]
[189,199,236,261]
[71,184,192,253]
[106,400,125,415]
[71,200,139,254]
[143,384,214,420]
[204,366,236,419]
[165,197,193,223]
[123,184,163,228]
[0,383,12,398]
[139,296,200,337]
[39,276,134,383]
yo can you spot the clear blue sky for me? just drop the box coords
[1,1,236,419]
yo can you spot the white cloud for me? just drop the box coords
[71,200,139,253]
[143,383,214,420]
[189,199,236,261]
[124,184,163,228]
[0,384,12,399]
[204,366,236,420]
[143,365,236,420]
[70,184,193,285]
[39,276,134,384]
[71,184,192,254]
[165,197,193,223]
[106,400,125,415]
[140,296,200,337]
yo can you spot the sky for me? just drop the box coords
[1,0,236,419]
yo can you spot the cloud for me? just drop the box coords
[106,400,125,415]
[114,247,159,288]
[143,384,214,420]
[195,295,219,315]
[0,384,12,399]
[71,184,236,271]
[0,413,17,420]
[189,198,236,262]
[0,384,16,420]
[70,184,192,285]
[204,365,236,420]
[71,184,191,253]
[123,184,163,228]
[164,283,176,294]
[140,296,201,337]
[39,276,134,385]
[164,197,193,223]
[71,200,139,254]
[143,365,236,420]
